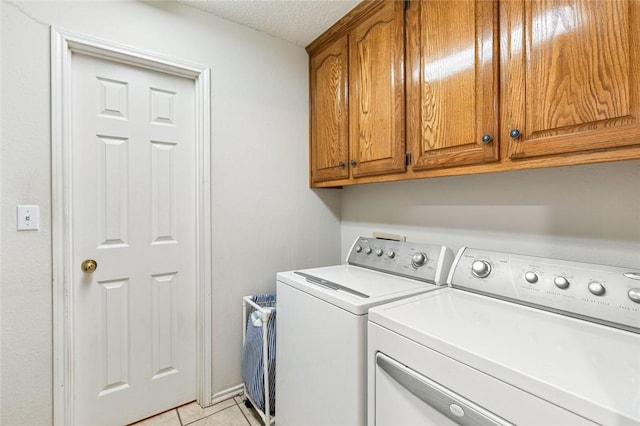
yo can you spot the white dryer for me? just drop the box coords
[368,247,640,426]
[276,237,453,426]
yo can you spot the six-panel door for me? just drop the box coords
[71,53,197,425]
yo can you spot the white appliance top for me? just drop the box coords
[277,265,442,315]
[276,237,454,315]
[369,247,640,425]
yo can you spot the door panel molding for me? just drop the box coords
[51,28,212,425]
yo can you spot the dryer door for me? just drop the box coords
[375,353,510,426]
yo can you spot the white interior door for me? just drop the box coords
[71,52,197,425]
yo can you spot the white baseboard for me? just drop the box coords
[211,383,244,405]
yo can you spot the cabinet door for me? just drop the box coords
[406,0,499,170]
[349,1,406,178]
[503,0,640,159]
[310,36,349,183]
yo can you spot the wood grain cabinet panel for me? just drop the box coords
[502,0,640,159]
[307,0,640,187]
[309,36,349,183]
[349,0,406,178]
[406,0,499,170]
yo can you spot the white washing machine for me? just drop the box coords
[368,247,640,426]
[275,237,454,426]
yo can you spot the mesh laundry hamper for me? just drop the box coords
[242,294,276,425]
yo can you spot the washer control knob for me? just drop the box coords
[588,281,606,296]
[355,245,362,253]
[471,260,492,278]
[365,247,372,255]
[387,250,396,259]
[524,271,539,284]
[554,276,570,289]
[628,288,640,303]
[412,252,428,268]
[375,248,384,257]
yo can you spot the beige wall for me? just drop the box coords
[341,160,640,268]
[0,1,341,424]
[3,1,639,425]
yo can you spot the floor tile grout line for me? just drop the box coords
[236,396,254,426]
[176,408,184,426]
[232,394,250,426]
[181,404,243,426]
[237,402,252,426]
[137,396,245,426]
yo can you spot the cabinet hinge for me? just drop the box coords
[405,152,412,166]
[404,0,410,11]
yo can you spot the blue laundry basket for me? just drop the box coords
[242,294,277,424]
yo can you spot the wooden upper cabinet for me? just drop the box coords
[349,0,406,178]
[309,36,349,183]
[308,0,640,187]
[502,0,640,159]
[406,0,499,171]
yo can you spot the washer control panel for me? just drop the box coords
[448,247,640,333]
[347,237,454,285]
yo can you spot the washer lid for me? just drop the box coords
[369,289,640,425]
[277,265,442,315]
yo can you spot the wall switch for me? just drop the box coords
[17,205,39,231]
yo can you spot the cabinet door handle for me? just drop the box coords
[482,134,492,144]
[509,129,521,139]
[338,161,346,168]
[350,159,357,166]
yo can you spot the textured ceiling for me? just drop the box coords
[179,0,362,47]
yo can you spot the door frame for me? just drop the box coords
[51,28,212,425]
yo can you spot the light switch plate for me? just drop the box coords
[17,205,39,231]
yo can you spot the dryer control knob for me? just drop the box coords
[354,245,362,253]
[412,252,428,268]
[588,281,606,296]
[554,276,570,289]
[627,288,640,303]
[524,271,539,284]
[471,260,492,278]
[375,248,384,257]
[365,247,372,255]
[387,250,396,259]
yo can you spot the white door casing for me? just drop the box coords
[52,29,212,425]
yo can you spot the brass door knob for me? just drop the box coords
[81,259,98,273]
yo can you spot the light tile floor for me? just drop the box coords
[130,395,264,426]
